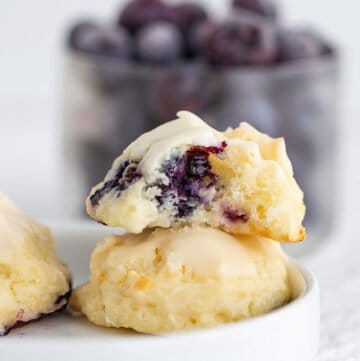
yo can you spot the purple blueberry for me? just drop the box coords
[186,147,211,178]
[135,21,184,64]
[171,3,208,34]
[187,154,208,177]
[67,21,98,49]
[158,143,226,218]
[119,0,173,33]
[223,207,249,223]
[277,29,324,62]
[90,160,141,207]
[68,22,133,59]
[205,16,277,66]
[232,0,277,20]
[186,144,227,177]
[188,20,217,56]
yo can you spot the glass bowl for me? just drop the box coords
[62,51,338,248]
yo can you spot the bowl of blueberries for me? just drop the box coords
[63,0,338,251]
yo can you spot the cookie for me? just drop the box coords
[70,227,291,334]
[0,194,71,335]
[86,111,305,242]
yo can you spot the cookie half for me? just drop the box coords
[86,111,305,242]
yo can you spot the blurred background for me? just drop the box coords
[0,0,358,252]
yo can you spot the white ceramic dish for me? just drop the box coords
[1,221,320,361]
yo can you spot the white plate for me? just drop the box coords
[1,221,320,361]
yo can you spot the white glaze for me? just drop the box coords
[107,111,224,182]
[117,227,286,278]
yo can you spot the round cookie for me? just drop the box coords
[86,111,305,242]
[0,194,71,335]
[70,227,291,334]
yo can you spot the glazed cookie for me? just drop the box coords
[86,111,305,242]
[70,227,291,334]
[0,194,71,335]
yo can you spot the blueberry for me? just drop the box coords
[177,199,197,218]
[186,144,227,177]
[171,3,208,34]
[156,143,226,219]
[89,179,117,207]
[277,29,324,62]
[232,0,277,20]
[205,16,277,66]
[223,207,249,223]
[118,165,141,191]
[119,0,173,33]
[186,149,209,177]
[188,20,217,56]
[67,22,133,59]
[67,21,98,49]
[135,21,184,64]
[90,160,141,207]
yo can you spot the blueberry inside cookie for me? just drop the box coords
[86,111,305,242]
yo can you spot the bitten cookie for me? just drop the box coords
[0,193,71,335]
[86,111,305,242]
[70,227,291,334]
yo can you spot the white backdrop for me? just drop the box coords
[0,0,358,217]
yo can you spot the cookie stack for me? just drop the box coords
[70,111,306,334]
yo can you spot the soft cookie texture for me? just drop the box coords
[0,194,71,335]
[70,227,292,334]
[86,111,305,242]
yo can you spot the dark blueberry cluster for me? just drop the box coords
[90,160,141,207]
[156,143,227,218]
[68,0,208,65]
[67,0,334,66]
[118,0,173,34]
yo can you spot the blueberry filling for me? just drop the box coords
[223,207,249,223]
[156,143,227,218]
[90,160,141,207]
[90,142,228,220]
